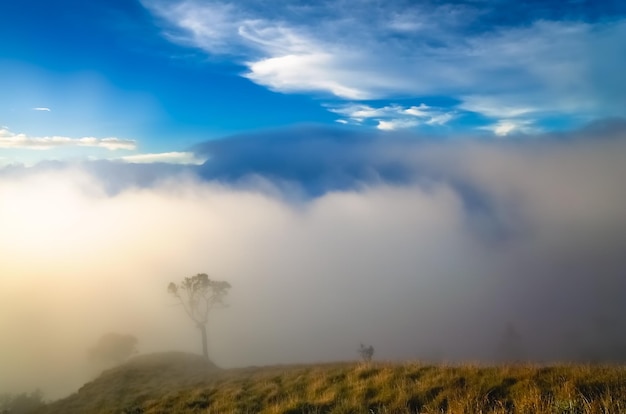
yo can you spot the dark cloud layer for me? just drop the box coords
[1,121,626,399]
[193,126,418,195]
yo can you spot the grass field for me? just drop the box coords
[34,353,626,414]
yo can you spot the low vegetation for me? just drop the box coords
[33,353,626,414]
[33,352,217,414]
[0,390,45,414]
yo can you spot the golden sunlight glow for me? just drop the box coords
[1,172,98,259]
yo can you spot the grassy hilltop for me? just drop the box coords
[35,353,626,414]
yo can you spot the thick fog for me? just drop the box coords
[2,122,626,399]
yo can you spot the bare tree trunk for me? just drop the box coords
[199,324,209,360]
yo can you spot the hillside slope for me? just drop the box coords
[36,352,218,414]
[37,356,626,414]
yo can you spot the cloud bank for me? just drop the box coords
[1,122,626,399]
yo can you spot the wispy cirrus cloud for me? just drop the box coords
[32,107,51,112]
[143,0,626,133]
[0,127,136,151]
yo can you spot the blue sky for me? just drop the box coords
[1,0,625,165]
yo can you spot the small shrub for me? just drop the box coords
[359,343,375,363]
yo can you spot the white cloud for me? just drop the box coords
[459,96,539,119]
[119,152,206,165]
[0,127,136,151]
[138,1,420,99]
[480,120,537,136]
[403,104,432,117]
[32,107,51,112]
[245,53,371,99]
[492,122,518,137]
[149,0,240,54]
[143,1,626,123]
[376,119,419,131]
[332,104,386,120]
[426,113,454,126]
[328,103,454,130]
[460,94,549,136]
[237,19,318,55]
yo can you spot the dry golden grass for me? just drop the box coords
[36,354,626,414]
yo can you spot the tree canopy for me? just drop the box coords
[168,273,231,360]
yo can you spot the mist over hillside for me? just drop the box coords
[2,123,626,399]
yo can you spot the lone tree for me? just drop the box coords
[168,273,231,360]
